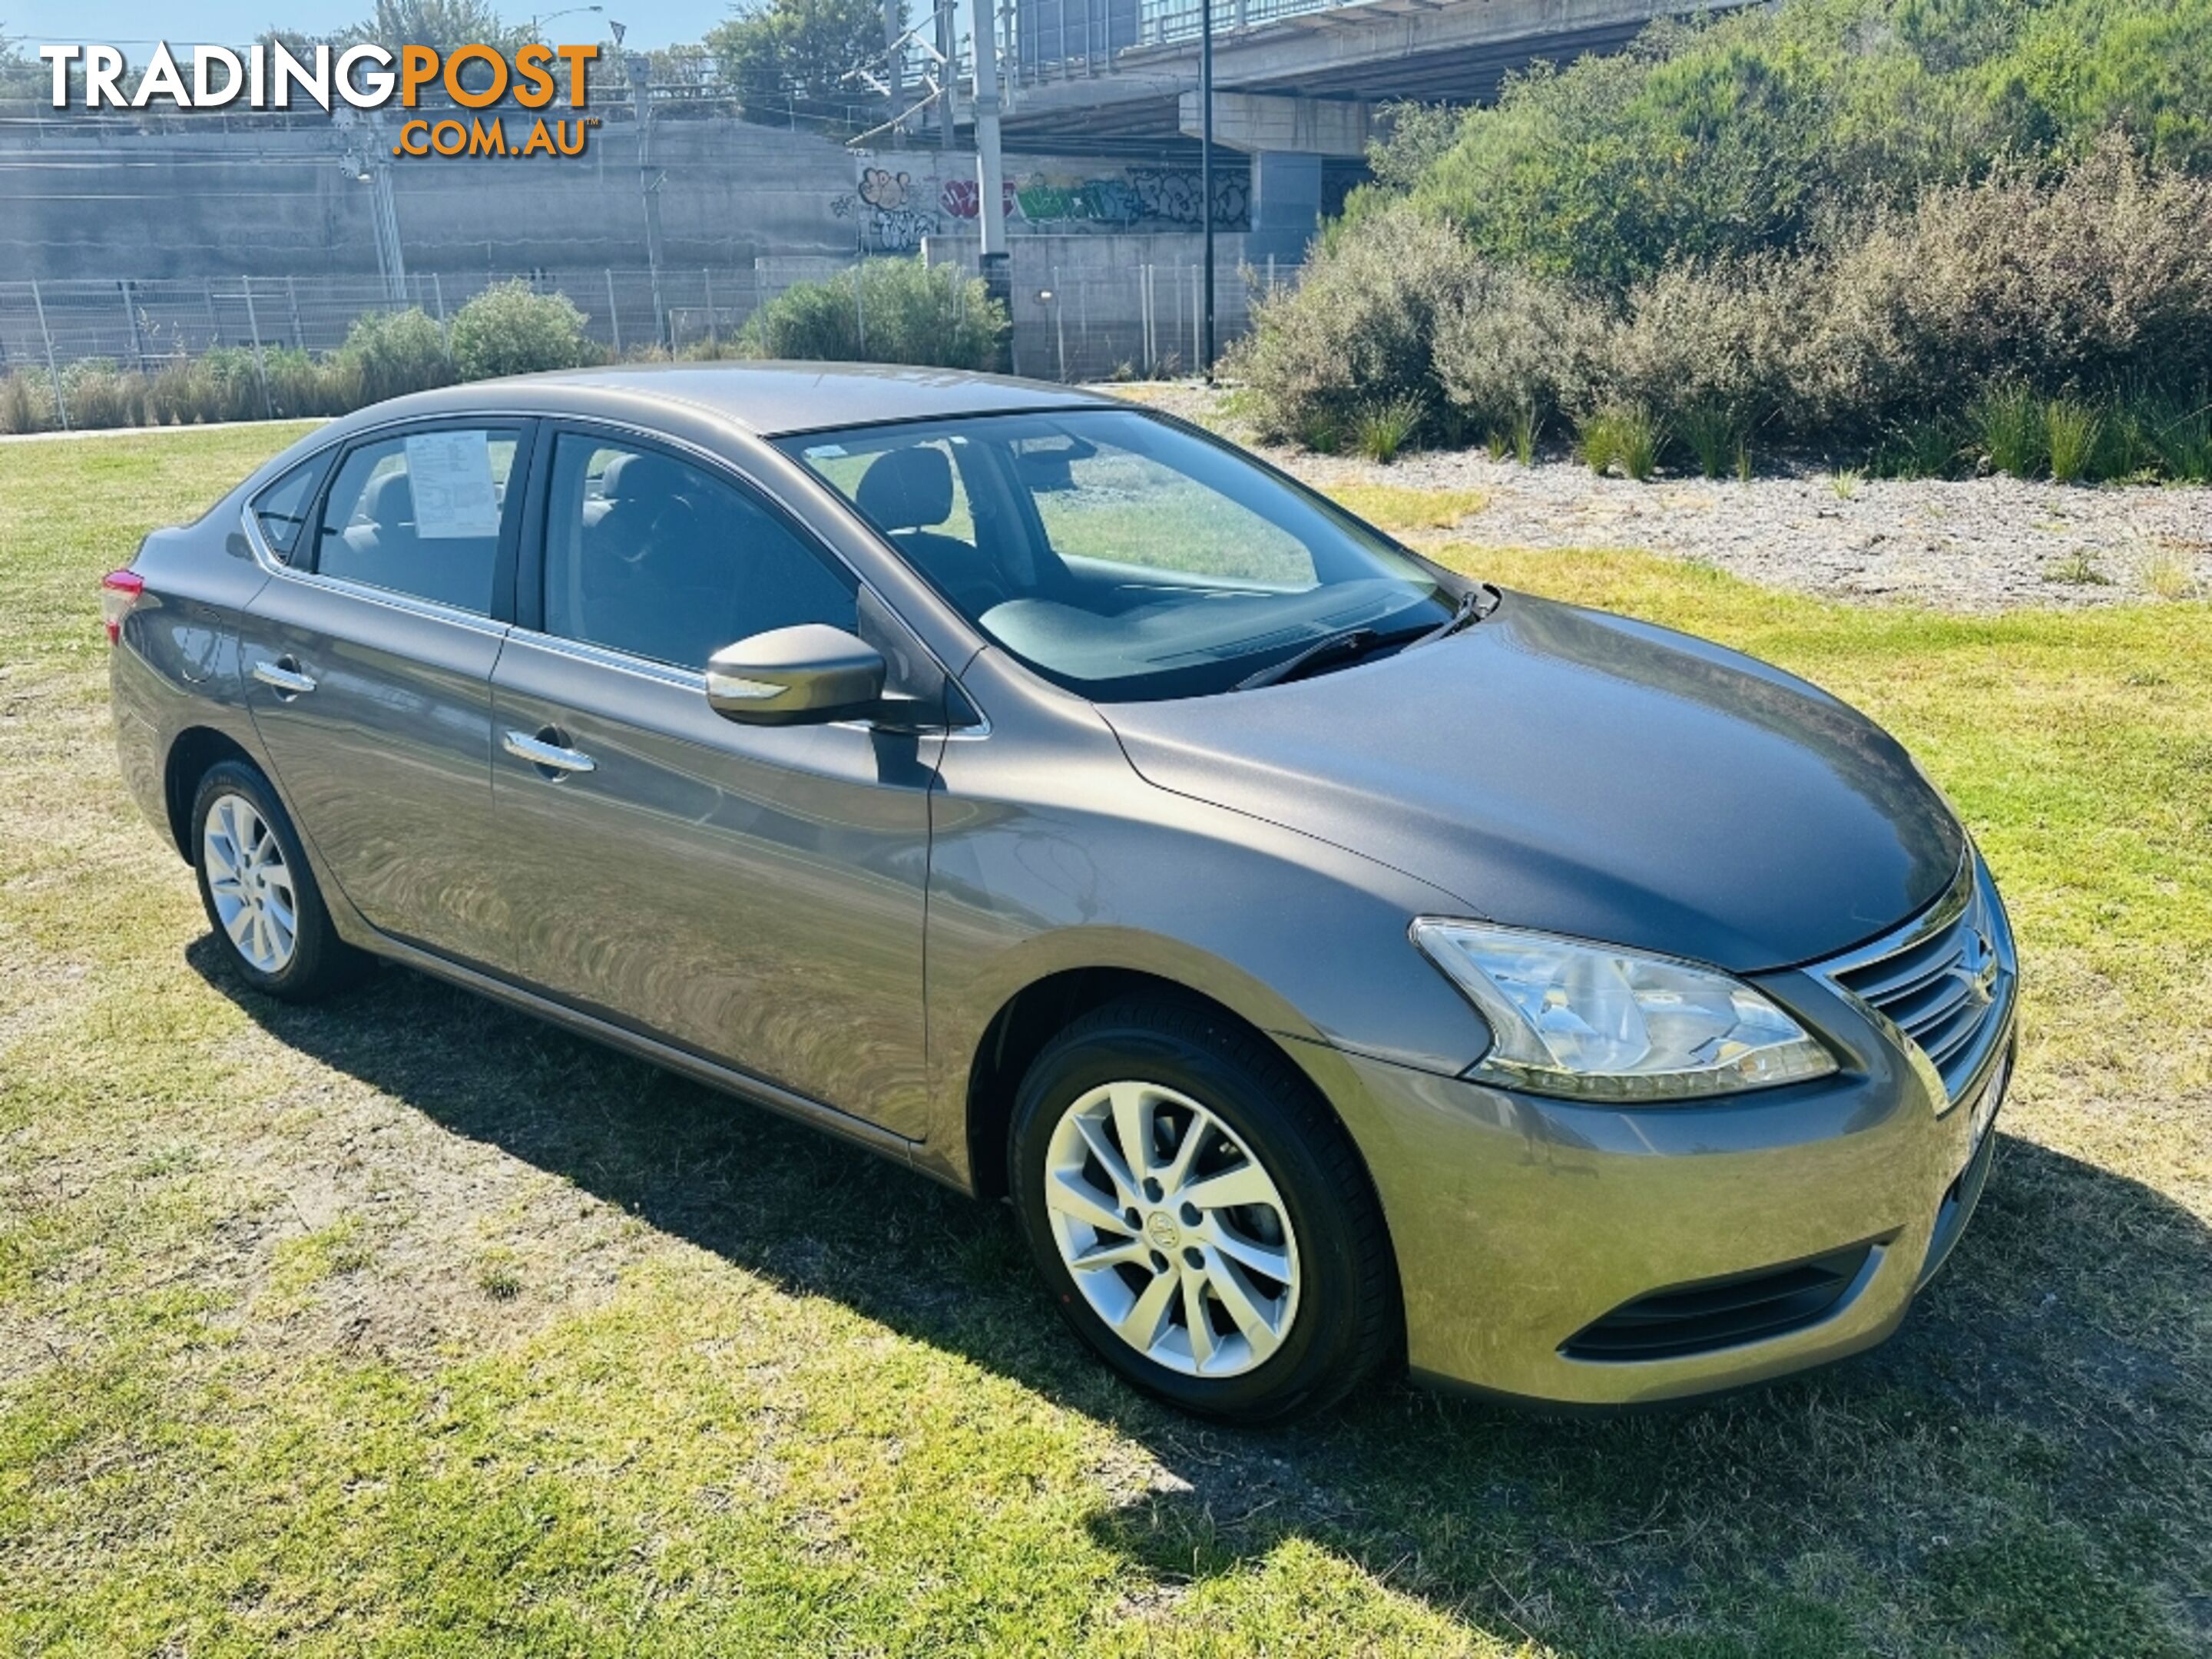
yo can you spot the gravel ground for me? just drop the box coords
[1104,382,2212,611]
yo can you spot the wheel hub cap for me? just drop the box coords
[1043,1080,1301,1379]
[202,793,298,975]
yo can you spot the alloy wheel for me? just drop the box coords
[202,791,298,975]
[1042,1080,1302,1378]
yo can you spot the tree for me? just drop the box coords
[707,0,895,118]
[0,22,49,100]
[335,0,533,56]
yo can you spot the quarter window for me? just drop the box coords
[250,453,334,562]
[314,428,522,614]
[542,435,856,671]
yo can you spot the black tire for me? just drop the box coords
[1008,995,1400,1424]
[189,759,366,1003]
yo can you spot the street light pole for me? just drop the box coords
[1200,0,1214,379]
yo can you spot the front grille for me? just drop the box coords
[1562,1244,1874,1362]
[1823,857,2014,1104]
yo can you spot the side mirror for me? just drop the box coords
[705,624,887,726]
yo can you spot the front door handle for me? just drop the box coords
[503,727,597,777]
[251,657,316,697]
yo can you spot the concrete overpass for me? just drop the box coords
[994,0,1742,256]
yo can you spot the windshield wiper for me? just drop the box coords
[1413,584,1496,648]
[1233,587,1498,692]
[1234,626,1401,691]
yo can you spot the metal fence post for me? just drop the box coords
[855,263,866,354]
[606,269,622,356]
[31,279,68,431]
[204,280,221,347]
[285,276,305,350]
[121,280,147,373]
[704,267,716,351]
[242,276,275,419]
[432,273,449,361]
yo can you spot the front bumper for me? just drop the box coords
[1318,947,2015,1408]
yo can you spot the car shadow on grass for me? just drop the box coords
[197,943,2211,1657]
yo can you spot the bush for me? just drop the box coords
[337,307,452,406]
[1353,396,1422,463]
[1579,403,1666,480]
[1604,256,1812,440]
[449,281,598,380]
[1803,139,2212,434]
[264,347,361,419]
[1972,382,2046,478]
[60,359,147,430]
[2139,389,2212,482]
[741,258,1007,370]
[2045,396,2104,483]
[0,370,52,434]
[1429,261,1605,440]
[1230,204,1482,446]
[1357,0,2212,291]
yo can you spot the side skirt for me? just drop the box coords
[364,928,946,1184]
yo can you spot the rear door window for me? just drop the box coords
[313,426,524,614]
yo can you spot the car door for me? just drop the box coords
[240,418,532,972]
[489,424,938,1138]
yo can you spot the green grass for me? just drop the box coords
[1324,482,1490,532]
[3,429,2208,1656]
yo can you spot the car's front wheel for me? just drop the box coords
[1008,996,1399,1423]
[190,760,363,1002]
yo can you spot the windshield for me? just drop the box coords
[780,408,1459,700]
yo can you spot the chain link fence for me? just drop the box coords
[0,254,1300,428]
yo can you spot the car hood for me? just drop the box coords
[1098,591,1965,972]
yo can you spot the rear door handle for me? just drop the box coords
[251,657,316,697]
[503,727,597,777]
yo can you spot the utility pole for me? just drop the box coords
[886,0,904,144]
[628,52,670,348]
[935,0,955,148]
[970,0,1009,326]
[1200,0,1214,377]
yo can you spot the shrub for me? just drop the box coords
[1972,382,2046,478]
[2139,389,2212,482]
[60,359,147,430]
[1604,256,1811,440]
[0,370,51,434]
[1429,261,1605,440]
[337,307,453,405]
[1357,0,2212,291]
[1805,140,2212,434]
[449,281,596,381]
[264,347,361,419]
[1675,402,1743,479]
[1579,403,1666,480]
[1230,204,1482,445]
[1874,418,1964,479]
[741,258,1006,370]
[2045,397,2104,483]
[1353,396,1422,463]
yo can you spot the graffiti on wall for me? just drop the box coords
[1014,167,1248,229]
[831,166,941,253]
[837,157,1250,250]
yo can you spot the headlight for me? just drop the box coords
[1411,919,1837,1102]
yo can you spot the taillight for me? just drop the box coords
[100,569,144,646]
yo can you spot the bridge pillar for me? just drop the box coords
[1248,151,1324,263]
[1178,92,1366,262]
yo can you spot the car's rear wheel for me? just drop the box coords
[1009,995,1399,1423]
[190,760,363,1002]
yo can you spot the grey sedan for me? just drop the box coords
[103,365,2016,1422]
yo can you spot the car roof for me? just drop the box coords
[429,361,1119,437]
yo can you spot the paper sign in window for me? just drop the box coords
[404,431,502,540]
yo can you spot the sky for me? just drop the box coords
[2,0,733,53]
